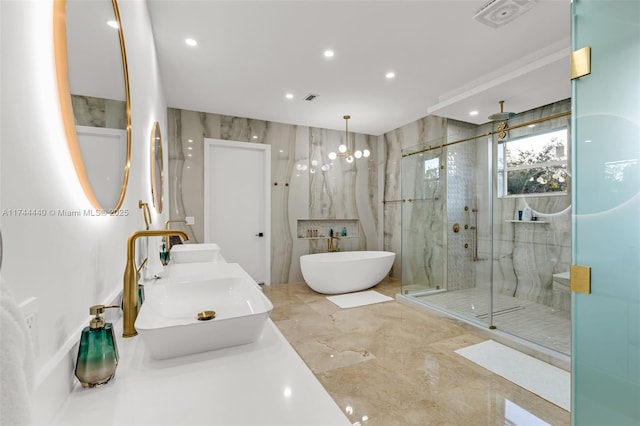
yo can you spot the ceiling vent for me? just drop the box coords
[304,94,319,102]
[473,0,537,28]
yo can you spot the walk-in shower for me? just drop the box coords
[399,100,572,356]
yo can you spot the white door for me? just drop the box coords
[204,139,270,285]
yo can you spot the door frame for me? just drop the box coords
[203,138,271,285]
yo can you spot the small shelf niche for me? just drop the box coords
[297,219,360,239]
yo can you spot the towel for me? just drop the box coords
[0,279,35,425]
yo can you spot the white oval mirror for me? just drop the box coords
[54,0,131,211]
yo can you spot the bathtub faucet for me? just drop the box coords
[327,236,340,252]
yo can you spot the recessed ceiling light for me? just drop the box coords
[185,38,198,47]
[107,20,119,29]
[285,93,294,100]
[385,72,395,79]
[324,50,334,58]
[187,139,193,143]
[528,124,536,128]
[252,135,258,139]
[469,110,479,116]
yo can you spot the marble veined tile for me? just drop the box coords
[265,279,569,426]
[168,108,379,285]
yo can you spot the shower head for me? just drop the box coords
[488,100,516,121]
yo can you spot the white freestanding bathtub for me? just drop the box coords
[300,251,395,294]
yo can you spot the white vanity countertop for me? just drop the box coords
[51,319,351,426]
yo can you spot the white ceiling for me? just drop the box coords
[146,0,571,135]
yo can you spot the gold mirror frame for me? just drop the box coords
[150,122,164,213]
[53,0,131,212]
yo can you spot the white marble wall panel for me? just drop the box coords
[71,95,127,129]
[166,108,195,242]
[386,116,448,283]
[167,108,378,285]
[383,128,403,278]
[288,125,311,282]
[267,123,297,284]
[356,134,379,250]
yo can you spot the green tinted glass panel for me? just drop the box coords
[572,1,640,424]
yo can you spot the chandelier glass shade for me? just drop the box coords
[328,115,370,162]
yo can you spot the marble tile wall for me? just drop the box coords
[167,108,379,285]
[400,147,445,290]
[384,116,448,280]
[71,94,127,129]
[385,99,572,309]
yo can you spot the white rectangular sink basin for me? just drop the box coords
[157,262,249,284]
[170,243,223,264]
[135,276,273,359]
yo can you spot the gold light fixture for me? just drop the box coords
[328,115,370,163]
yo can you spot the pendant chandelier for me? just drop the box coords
[328,115,370,163]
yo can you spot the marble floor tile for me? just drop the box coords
[264,278,570,426]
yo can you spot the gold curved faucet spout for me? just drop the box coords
[164,219,187,252]
[123,229,189,337]
[327,236,340,252]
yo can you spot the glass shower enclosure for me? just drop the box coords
[400,103,572,356]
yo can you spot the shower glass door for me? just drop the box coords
[401,145,446,295]
[490,105,572,355]
[401,134,491,328]
[400,106,573,355]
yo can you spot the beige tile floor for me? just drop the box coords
[263,278,570,426]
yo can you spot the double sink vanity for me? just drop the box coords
[52,243,350,425]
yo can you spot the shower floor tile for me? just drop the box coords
[415,287,571,355]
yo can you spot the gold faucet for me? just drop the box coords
[138,200,152,230]
[123,229,189,337]
[327,236,340,252]
[164,219,187,252]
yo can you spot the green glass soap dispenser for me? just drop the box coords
[75,305,119,388]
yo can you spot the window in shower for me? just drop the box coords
[498,127,568,196]
[423,157,440,196]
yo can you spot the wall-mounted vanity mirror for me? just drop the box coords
[54,0,131,211]
[150,122,164,213]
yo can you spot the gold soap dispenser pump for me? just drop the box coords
[75,305,120,388]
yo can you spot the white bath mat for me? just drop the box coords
[326,290,393,309]
[455,340,570,411]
